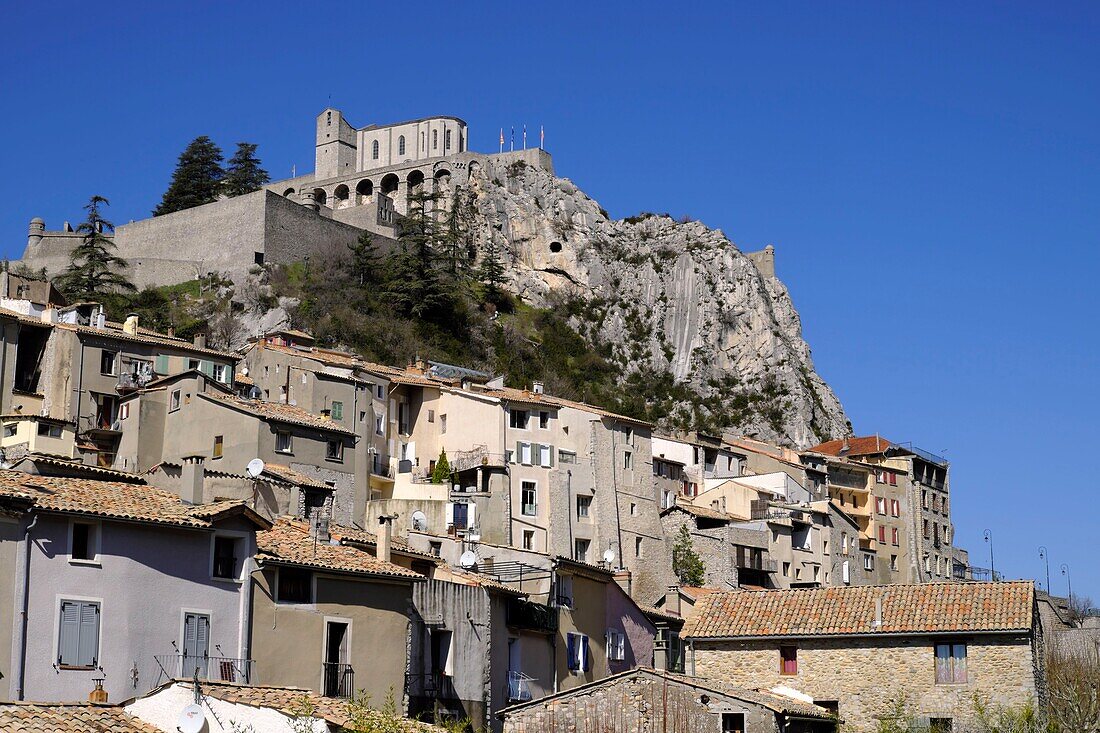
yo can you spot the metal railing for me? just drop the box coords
[154,654,253,684]
[506,598,559,634]
[508,671,534,702]
[408,671,459,700]
[371,454,394,478]
[952,565,1002,582]
[323,662,354,698]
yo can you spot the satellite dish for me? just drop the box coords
[246,458,265,478]
[411,511,427,532]
[603,549,616,564]
[240,367,249,376]
[177,704,205,733]
[459,550,478,569]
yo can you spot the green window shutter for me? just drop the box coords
[154,355,170,375]
[332,401,343,420]
[200,360,214,377]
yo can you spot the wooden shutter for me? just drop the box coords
[581,635,590,671]
[58,601,81,665]
[78,602,99,667]
[566,634,576,670]
[154,354,170,374]
[200,360,214,377]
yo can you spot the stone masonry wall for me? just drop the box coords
[693,635,1039,732]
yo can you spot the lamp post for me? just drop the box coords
[1038,546,1050,593]
[1061,564,1072,600]
[983,529,995,581]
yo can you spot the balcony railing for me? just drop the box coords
[407,671,459,700]
[323,662,354,698]
[154,654,253,684]
[452,446,509,473]
[508,671,534,702]
[952,565,1002,582]
[371,454,394,478]
[506,598,558,634]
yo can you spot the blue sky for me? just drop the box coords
[2,2,1097,600]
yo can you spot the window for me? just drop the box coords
[876,470,886,484]
[878,526,887,544]
[538,443,552,467]
[398,135,406,155]
[213,364,228,383]
[522,530,534,551]
[212,435,223,459]
[891,554,899,571]
[119,403,130,420]
[440,414,447,434]
[170,389,182,412]
[555,574,574,608]
[558,450,576,464]
[924,519,930,539]
[722,713,746,733]
[889,472,897,486]
[518,442,532,465]
[841,532,849,554]
[276,431,293,453]
[574,539,590,563]
[188,358,200,371]
[375,415,384,435]
[326,440,344,461]
[510,409,529,429]
[629,502,637,516]
[70,521,99,562]
[100,350,117,375]
[780,645,798,675]
[3,423,16,438]
[432,129,438,150]
[445,129,451,150]
[634,536,643,558]
[212,535,242,579]
[539,411,549,428]
[277,566,313,604]
[623,450,632,470]
[891,499,901,517]
[576,495,591,519]
[37,422,63,438]
[864,553,875,571]
[930,719,953,733]
[331,401,343,420]
[876,497,887,515]
[427,409,435,423]
[935,643,968,684]
[606,630,625,661]
[371,140,379,159]
[922,490,929,508]
[624,427,634,446]
[57,600,99,668]
[892,527,900,546]
[566,632,588,672]
[429,541,442,557]
[521,481,537,516]
[782,562,791,577]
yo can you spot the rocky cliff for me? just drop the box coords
[464,159,849,448]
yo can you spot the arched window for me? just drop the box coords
[433,130,438,150]
[372,140,379,160]
[398,136,406,156]
[445,129,451,150]
[421,131,425,151]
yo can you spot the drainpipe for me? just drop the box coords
[238,556,257,668]
[610,423,624,570]
[15,513,39,700]
[565,469,574,556]
[74,340,86,434]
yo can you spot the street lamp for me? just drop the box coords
[983,529,995,581]
[1038,546,1050,594]
[1061,564,1072,600]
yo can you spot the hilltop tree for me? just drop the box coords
[222,142,270,197]
[347,229,382,287]
[477,235,507,307]
[154,136,224,215]
[672,524,706,586]
[56,196,135,300]
[383,189,457,325]
[440,186,477,277]
[430,449,451,484]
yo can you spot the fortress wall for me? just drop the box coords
[489,148,555,175]
[263,190,367,265]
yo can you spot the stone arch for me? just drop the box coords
[434,168,452,184]
[380,174,399,196]
[550,241,563,253]
[333,184,350,209]
[282,188,296,197]
[355,179,373,204]
[407,169,425,191]
[313,188,327,206]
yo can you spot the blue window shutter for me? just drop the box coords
[78,602,99,667]
[566,634,576,670]
[581,635,590,672]
[58,601,80,665]
[155,354,170,374]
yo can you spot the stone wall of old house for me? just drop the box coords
[501,674,779,733]
[660,509,739,589]
[693,635,1039,732]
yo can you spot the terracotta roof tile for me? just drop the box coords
[261,463,333,491]
[201,393,355,435]
[0,703,160,732]
[810,435,894,457]
[683,581,1035,639]
[0,470,268,529]
[661,503,736,522]
[257,519,423,580]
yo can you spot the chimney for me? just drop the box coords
[41,307,58,324]
[167,326,175,338]
[874,593,884,629]
[653,629,669,672]
[613,570,632,596]
[194,333,207,350]
[89,678,108,703]
[123,314,139,335]
[532,380,544,395]
[180,455,205,505]
[377,514,393,564]
[665,585,682,618]
[95,307,106,330]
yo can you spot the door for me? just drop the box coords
[452,503,469,531]
[182,613,210,679]
[324,621,350,696]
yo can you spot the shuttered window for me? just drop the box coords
[154,354,170,375]
[566,632,589,672]
[58,600,100,668]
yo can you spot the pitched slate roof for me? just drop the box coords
[200,393,355,435]
[683,581,1035,639]
[256,518,424,580]
[0,470,270,529]
[0,703,160,732]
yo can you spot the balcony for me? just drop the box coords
[407,671,458,700]
[154,654,253,684]
[508,671,534,702]
[506,598,558,634]
[952,564,1002,582]
[323,662,354,698]
[370,453,394,479]
[452,446,509,473]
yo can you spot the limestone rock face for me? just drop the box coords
[469,160,850,448]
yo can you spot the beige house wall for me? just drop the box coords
[556,571,609,691]
[0,516,19,700]
[693,635,1040,732]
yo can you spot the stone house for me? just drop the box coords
[0,470,271,704]
[497,668,838,733]
[683,581,1043,732]
[653,432,746,500]
[659,503,773,589]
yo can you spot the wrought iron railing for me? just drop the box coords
[154,654,253,684]
[371,454,394,478]
[407,671,458,700]
[322,662,354,698]
[506,598,558,634]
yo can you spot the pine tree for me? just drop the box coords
[56,196,135,300]
[672,524,706,586]
[154,136,224,215]
[383,189,455,323]
[222,142,270,197]
[477,235,507,305]
[347,229,381,287]
[430,449,451,484]
[440,186,476,277]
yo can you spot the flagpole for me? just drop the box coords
[540,125,544,150]
[523,125,527,150]
[510,126,514,152]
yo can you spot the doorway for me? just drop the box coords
[323,620,352,697]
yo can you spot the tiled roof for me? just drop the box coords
[11,454,148,483]
[435,566,527,596]
[234,372,255,386]
[811,435,894,457]
[256,519,424,580]
[0,703,160,732]
[476,385,652,427]
[200,393,355,435]
[683,581,1035,639]
[0,470,268,529]
[62,320,238,359]
[661,503,735,522]
[679,585,722,600]
[332,523,438,559]
[261,463,333,490]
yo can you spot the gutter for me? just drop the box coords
[238,556,257,663]
[14,513,39,700]
[685,628,1031,643]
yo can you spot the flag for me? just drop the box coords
[510,126,515,152]
[540,125,544,149]
[499,128,504,153]
[523,124,527,150]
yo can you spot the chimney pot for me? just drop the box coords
[377,514,393,564]
[532,380,544,395]
[194,333,207,350]
[665,585,682,618]
[89,678,108,703]
[180,455,205,505]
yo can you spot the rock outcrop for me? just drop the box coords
[466,159,850,448]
